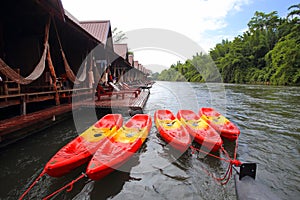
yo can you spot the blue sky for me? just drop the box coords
[61,0,299,72]
[220,0,298,39]
[203,0,299,49]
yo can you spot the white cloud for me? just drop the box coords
[133,50,185,73]
[61,0,251,69]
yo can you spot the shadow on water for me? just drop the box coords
[60,155,140,200]
[191,142,224,170]
[155,131,191,169]
[62,132,144,200]
[0,108,132,199]
[0,116,79,199]
[9,124,142,200]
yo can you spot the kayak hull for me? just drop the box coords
[45,114,123,177]
[199,108,240,141]
[86,114,152,180]
[154,110,191,153]
[177,110,222,152]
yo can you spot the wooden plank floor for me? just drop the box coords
[0,103,72,137]
[81,90,150,110]
[0,90,150,145]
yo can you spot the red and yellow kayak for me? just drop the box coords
[45,114,123,177]
[154,109,191,153]
[177,110,222,152]
[86,114,152,180]
[199,107,240,141]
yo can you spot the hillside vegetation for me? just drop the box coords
[156,4,300,85]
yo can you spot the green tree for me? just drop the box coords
[265,25,300,85]
[287,3,300,22]
[112,27,127,44]
[157,4,300,86]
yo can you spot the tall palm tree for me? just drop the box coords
[287,4,300,22]
[112,27,127,44]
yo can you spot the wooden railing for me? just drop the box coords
[0,88,93,115]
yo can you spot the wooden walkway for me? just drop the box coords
[0,88,93,115]
[0,90,150,146]
[0,102,79,146]
[82,90,150,110]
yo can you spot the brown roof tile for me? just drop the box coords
[64,10,100,44]
[113,44,128,59]
[80,21,111,45]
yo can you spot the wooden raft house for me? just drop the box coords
[0,0,153,146]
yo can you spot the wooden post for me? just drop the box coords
[20,95,26,115]
[0,18,4,59]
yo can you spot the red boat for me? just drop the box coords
[45,114,123,177]
[199,107,240,141]
[154,109,191,152]
[177,110,222,152]
[86,114,152,180]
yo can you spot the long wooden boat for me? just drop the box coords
[177,110,223,152]
[44,114,123,177]
[154,109,191,152]
[86,114,152,180]
[199,107,240,141]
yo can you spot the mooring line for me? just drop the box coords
[190,139,241,185]
[19,170,46,200]
[43,173,86,200]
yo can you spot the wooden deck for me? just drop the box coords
[81,90,150,110]
[0,89,150,147]
[0,103,71,146]
[0,88,92,105]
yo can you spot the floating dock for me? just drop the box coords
[81,90,150,110]
[0,0,153,147]
[0,90,150,147]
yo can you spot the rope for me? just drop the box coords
[0,17,50,85]
[46,45,60,105]
[198,161,233,185]
[220,146,231,160]
[43,173,86,200]
[53,17,86,84]
[190,146,230,163]
[190,142,242,185]
[19,170,46,200]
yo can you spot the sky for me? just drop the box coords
[61,0,299,73]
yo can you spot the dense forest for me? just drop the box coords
[155,4,300,85]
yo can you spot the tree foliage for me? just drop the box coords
[156,4,300,86]
[112,27,127,44]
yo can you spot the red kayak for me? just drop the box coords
[86,114,152,180]
[154,109,191,152]
[177,110,222,152]
[45,114,123,177]
[199,107,240,141]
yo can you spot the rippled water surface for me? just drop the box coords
[0,81,299,199]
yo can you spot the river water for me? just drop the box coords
[0,81,299,199]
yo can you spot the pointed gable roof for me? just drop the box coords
[80,21,111,46]
[113,44,128,59]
